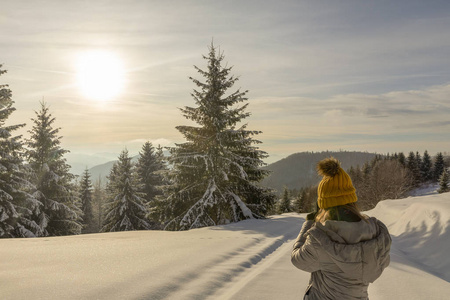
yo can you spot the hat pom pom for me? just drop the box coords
[317,157,341,177]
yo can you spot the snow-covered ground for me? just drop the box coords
[1,193,449,300]
[407,182,439,197]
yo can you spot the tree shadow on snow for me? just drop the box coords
[85,215,306,300]
[389,213,450,283]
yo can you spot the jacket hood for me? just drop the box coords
[307,217,391,283]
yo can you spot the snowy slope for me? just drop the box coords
[1,193,449,300]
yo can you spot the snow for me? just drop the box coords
[1,193,449,300]
[366,193,450,284]
[229,192,254,219]
[407,182,439,197]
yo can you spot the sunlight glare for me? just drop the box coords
[76,51,125,101]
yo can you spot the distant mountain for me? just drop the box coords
[261,151,378,194]
[88,160,115,185]
[88,156,139,186]
[67,152,122,176]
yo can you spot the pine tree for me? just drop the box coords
[80,168,95,233]
[397,152,406,167]
[92,176,105,233]
[26,102,81,236]
[438,169,449,193]
[102,149,150,232]
[277,187,291,214]
[392,153,399,161]
[433,152,445,182]
[415,151,423,183]
[406,151,420,186]
[164,44,275,230]
[292,191,304,213]
[105,162,119,198]
[136,142,167,228]
[136,142,165,204]
[421,150,433,182]
[0,65,40,238]
[406,151,416,170]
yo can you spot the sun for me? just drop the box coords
[76,50,125,101]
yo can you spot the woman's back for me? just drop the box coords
[292,217,391,299]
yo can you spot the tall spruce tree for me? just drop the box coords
[277,187,291,214]
[392,153,399,161]
[92,176,105,232]
[397,152,406,167]
[433,152,445,182]
[105,161,119,199]
[80,168,95,233]
[136,142,165,204]
[415,151,423,183]
[102,149,150,232]
[421,150,433,182]
[164,44,275,230]
[136,142,167,228]
[26,102,81,236]
[0,65,39,238]
[406,151,420,186]
[292,191,304,213]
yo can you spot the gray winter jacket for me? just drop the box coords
[291,217,391,300]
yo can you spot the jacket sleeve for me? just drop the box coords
[291,220,321,272]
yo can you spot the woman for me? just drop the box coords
[291,157,391,300]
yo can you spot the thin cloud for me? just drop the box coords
[8,65,72,75]
[398,120,450,129]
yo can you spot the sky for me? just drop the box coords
[1,0,450,170]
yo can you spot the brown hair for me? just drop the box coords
[315,202,368,223]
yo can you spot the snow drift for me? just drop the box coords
[0,193,449,300]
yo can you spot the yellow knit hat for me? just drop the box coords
[316,157,357,209]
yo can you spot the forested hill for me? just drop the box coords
[87,151,377,190]
[261,151,377,193]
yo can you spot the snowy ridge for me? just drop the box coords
[367,193,450,282]
[1,194,450,299]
